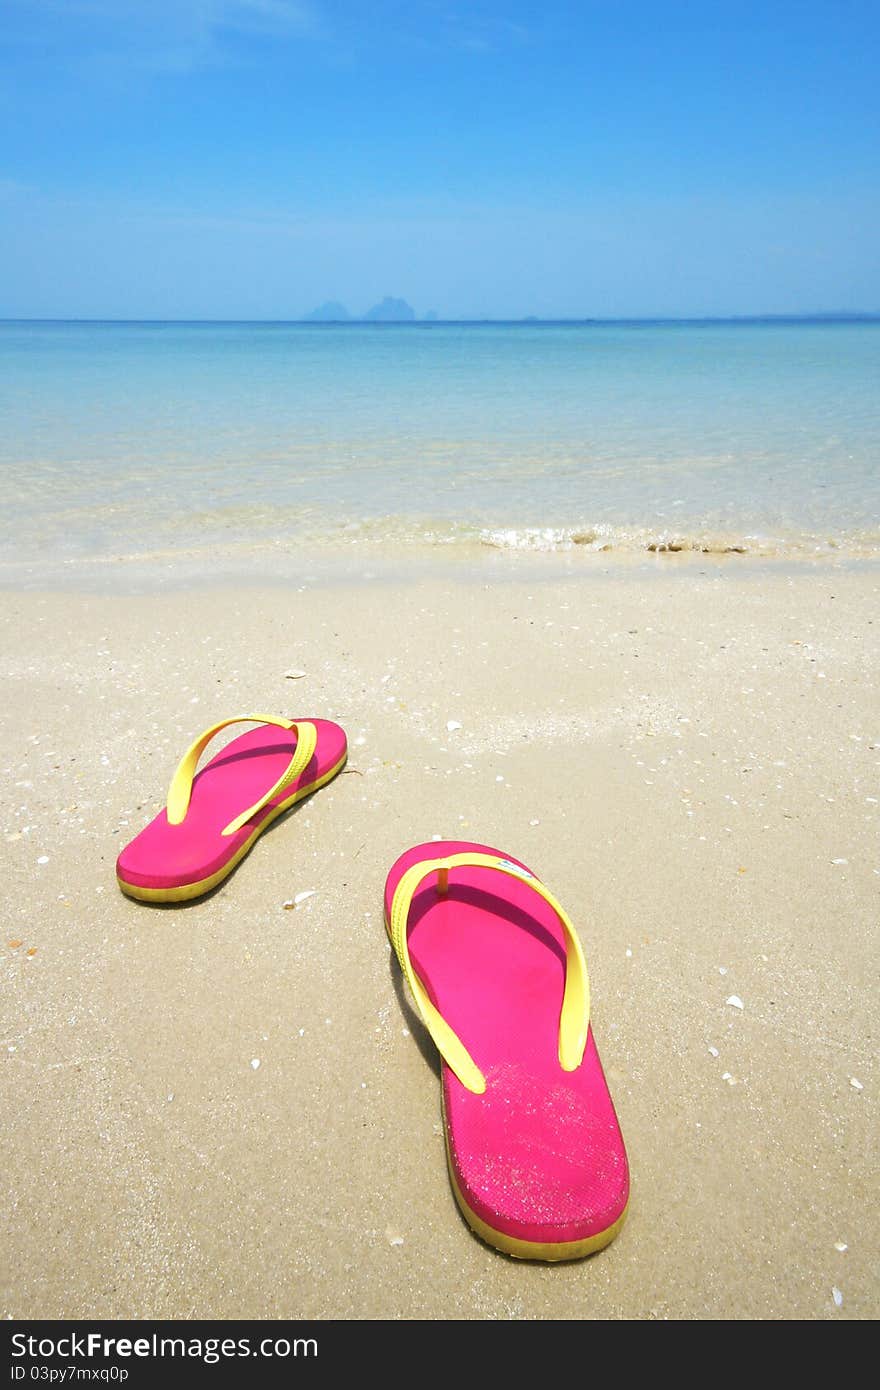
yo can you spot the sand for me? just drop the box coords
[1,557,877,1320]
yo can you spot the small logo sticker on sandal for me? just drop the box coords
[496,859,534,879]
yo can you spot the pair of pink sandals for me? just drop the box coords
[117,715,630,1262]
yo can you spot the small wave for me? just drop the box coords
[477,523,880,558]
[481,521,880,555]
[479,526,609,552]
[478,524,757,554]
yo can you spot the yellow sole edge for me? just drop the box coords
[446,1145,628,1262]
[117,750,348,903]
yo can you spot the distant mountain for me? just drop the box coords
[364,296,415,322]
[424,309,439,321]
[304,301,351,322]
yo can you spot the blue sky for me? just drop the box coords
[1,0,878,318]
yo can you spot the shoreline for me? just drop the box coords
[2,536,879,599]
[2,563,877,1319]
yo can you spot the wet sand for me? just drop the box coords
[1,560,877,1319]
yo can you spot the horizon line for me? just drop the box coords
[2,312,880,326]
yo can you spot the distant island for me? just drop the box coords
[364,296,415,322]
[303,301,352,322]
[301,296,423,322]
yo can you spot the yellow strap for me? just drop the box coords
[388,852,591,1095]
[165,715,318,837]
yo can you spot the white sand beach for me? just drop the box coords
[1,558,877,1319]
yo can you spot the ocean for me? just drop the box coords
[1,319,878,582]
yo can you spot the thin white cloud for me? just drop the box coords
[202,1,320,38]
[4,0,321,72]
[7,0,316,26]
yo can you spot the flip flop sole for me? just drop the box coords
[385,839,629,1258]
[117,749,347,902]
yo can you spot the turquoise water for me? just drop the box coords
[1,320,878,576]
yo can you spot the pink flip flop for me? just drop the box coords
[384,840,629,1260]
[117,715,347,902]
